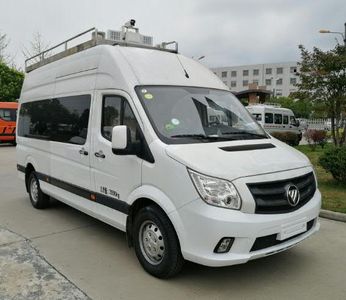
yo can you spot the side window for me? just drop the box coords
[290,116,296,125]
[265,113,273,124]
[283,115,289,124]
[274,114,282,124]
[18,95,91,145]
[102,96,122,140]
[252,113,262,121]
[123,102,141,144]
[102,95,141,144]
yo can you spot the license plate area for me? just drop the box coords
[277,221,307,241]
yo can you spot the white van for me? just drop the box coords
[16,23,321,278]
[247,104,303,144]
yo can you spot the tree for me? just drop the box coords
[0,62,24,102]
[22,32,51,64]
[270,96,312,119]
[0,31,10,64]
[297,44,346,146]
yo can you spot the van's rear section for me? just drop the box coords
[0,102,18,144]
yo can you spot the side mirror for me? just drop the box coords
[296,120,300,127]
[112,125,129,150]
[112,125,134,155]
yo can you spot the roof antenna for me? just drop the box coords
[176,55,190,78]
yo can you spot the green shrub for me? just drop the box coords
[271,131,300,146]
[319,147,346,183]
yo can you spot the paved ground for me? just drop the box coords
[0,144,346,300]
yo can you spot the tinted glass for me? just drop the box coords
[101,96,141,144]
[283,115,289,124]
[290,116,297,125]
[274,114,282,124]
[123,102,141,144]
[102,96,121,140]
[0,109,16,121]
[265,113,273,124]
[136,86,267,144]
[18,95,90,145]
[252,113,262,121]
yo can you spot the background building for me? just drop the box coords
[211,62,300,97]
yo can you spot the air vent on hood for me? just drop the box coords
[219,143,276,152]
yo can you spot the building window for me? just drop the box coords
[265,79,272,86]
[290,78,297,85]
[290,66,297,73]
[253,69,259,76]
[276,67,283,74]
[223,81,228,86]
[243,70,249,76]
[231,81,237,87]
[266,68,272,75]
[213,72,217,75]
[276,91,282,96]
[221,71,227,78]
[253,79,259,85]
[231,71,237,77]
[276,78,283,85]
[243,80,248,87]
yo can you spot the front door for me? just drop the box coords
[91,91,142,210]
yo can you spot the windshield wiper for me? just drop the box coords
[221,131,267,139]
[170,134,229,140]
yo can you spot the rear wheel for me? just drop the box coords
[28,172,50,209]
[133,205,184,278]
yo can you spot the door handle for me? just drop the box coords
[94,150,105,159]
[79,148,88,156]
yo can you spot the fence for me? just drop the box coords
[298,118,346,131]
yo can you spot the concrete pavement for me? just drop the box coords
[0,144,346,300]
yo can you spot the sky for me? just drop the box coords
[0,0,345,69]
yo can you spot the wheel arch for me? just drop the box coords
[125,186,181,248]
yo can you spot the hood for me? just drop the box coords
[165,138,311,181]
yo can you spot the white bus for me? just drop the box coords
[247,104,303,144]
[16,22,320,278]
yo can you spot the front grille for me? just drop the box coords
[250,219,315,252]
[247,172,316,214]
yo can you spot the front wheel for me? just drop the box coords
[133,205,184,278]
[28,172,50,209]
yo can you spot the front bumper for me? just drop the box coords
[169,189,321,267]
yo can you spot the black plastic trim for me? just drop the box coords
[250,219,315,252]
[220,143,275,152]
[18,164,129,214]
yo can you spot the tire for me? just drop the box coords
[133,205,184,278]
[27,172,50,209]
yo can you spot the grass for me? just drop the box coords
[295,144,346,214]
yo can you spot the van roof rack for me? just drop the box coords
[25,22,179,73]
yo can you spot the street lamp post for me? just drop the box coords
[319,22,346,45]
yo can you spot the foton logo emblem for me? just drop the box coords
[286,184,300,207]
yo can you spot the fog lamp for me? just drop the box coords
[214,237,235,253]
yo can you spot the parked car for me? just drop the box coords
[16,22,321,278]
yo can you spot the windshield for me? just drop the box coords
[136,86,267,144]
[0,109,17,122]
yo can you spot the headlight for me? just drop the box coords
[188,169,242,210]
